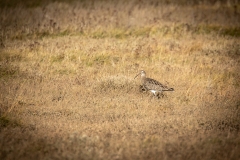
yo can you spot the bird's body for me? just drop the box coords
[135,70,174,97]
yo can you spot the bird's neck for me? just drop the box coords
[141,75,146,83]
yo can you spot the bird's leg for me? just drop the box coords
[156,90,164,99]
[139,85,147,92]
[153,91,157,96]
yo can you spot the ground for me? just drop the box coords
[0,0,240,159]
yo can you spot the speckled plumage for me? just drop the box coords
[135,70,174,97]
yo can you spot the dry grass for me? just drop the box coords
[0,0,240,160]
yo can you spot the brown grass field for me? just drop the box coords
[0,0,240,159]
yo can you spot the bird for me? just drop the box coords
[134,70,174,98]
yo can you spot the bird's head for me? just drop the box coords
[134,70,146,79]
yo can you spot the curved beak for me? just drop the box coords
[134,73,140,79]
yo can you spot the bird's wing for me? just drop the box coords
[144,78,169,91]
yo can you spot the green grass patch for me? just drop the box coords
[196,25,240,37]
[0,65,19,78]
[0,52,22,62]
[221,27,240,37]
[51,54,65,63]
[8,25,240,41]
[84,54,111,67]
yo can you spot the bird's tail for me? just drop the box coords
[163,88,174,91]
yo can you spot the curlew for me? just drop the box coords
[134,70,174,98]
